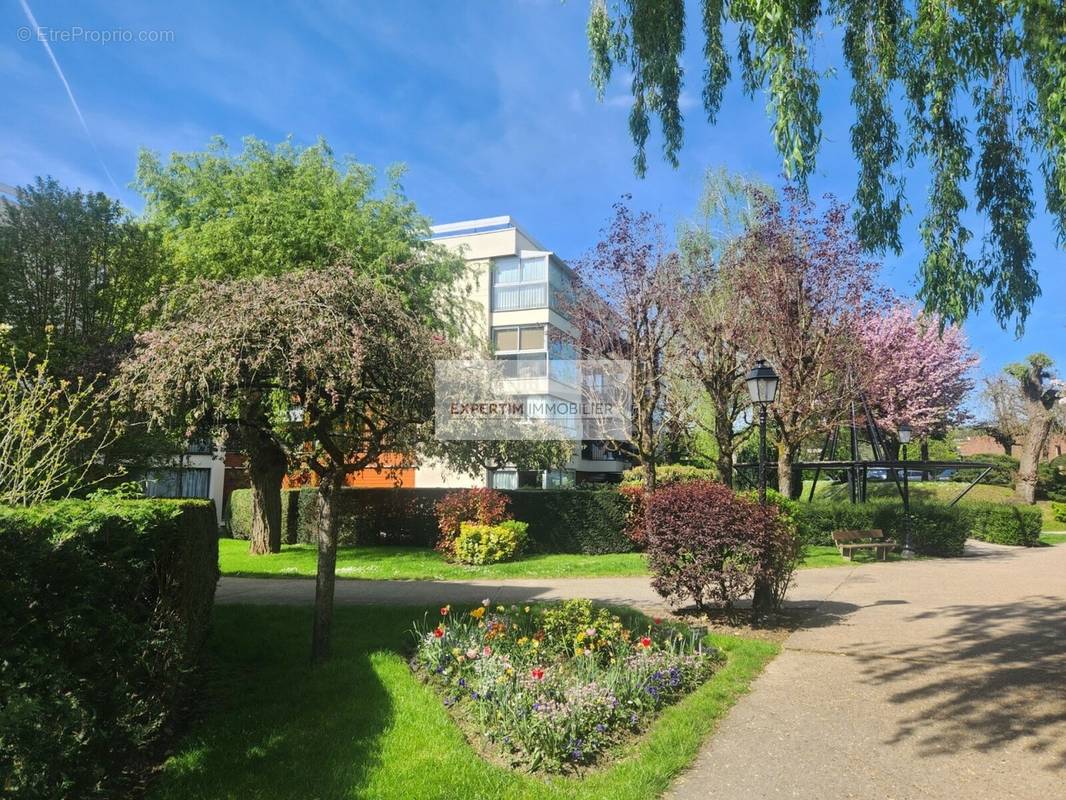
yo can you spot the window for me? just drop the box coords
[144,467,211,499]
[490,469,518,490]
[493,327,519,351]
[492,255,549,311]
[493,325,545,352]
[493,325,548,378]
[490,469,574,490]
[581,441,625,462]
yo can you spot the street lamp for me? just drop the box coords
[745,359,780,505]
[746,359,779,619]
[898,423,915,558]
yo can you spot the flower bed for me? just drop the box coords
[409,599,722,772]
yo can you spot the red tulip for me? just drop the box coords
[639,636,652,648]
[440,606,449,616]
[531,667,545,680]
[433,626,445,638]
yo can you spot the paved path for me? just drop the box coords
[217,541,1066,799]
[668,541,1066,800]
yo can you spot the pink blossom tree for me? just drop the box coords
[857,303,979,453]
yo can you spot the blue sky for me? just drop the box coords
[3,0,1062,389]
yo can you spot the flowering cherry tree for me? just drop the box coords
[728,189,882,497]
[857,303,978,445]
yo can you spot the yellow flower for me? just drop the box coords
[451,648,461,657]
[517,636,529,646]
[574,647,584,656]
[532,640,540,649]
[524,606,531,613]
[496,605,505,612]
[575,632,586,643]
[470,607,486,620]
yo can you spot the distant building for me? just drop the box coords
[956,432,1066,461]
[415,216,630,489]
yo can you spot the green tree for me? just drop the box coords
[133,136,472,548]
[0,326,122,505]
[1002,354,1063,503]
[120,267,571,662]
[0,177,162,376]
[585,0,1064,331]
[674,168,770,485]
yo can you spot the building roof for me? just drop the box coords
[429,215,550,253]
[429,215,575,275]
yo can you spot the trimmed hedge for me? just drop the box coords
[0,498,219,799]
[621,464,718,485]
[227,486,636,554]
[791,498,1046,553]
[968,503,1043,546]
[791,499,970,556]
[1054,502,1066,524]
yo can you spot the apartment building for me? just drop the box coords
[414,216,630,489]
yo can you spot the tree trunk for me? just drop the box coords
[777,444,799,499]
[920,439,930,482]
[311,473,343,664]
[247,438,288,555]
[714,405,735,488]
[1016,416,1054,504]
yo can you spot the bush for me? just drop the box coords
[227,486,637,554]
[506,488,635,554]
[645,481,796,611]
[791,499,970,556]
[618,483,647,545]
[1037,457,1066,501]
[228,487,447,547]
[968,502,1043,546]
[1054,502,1066,524]
[956,453,1018,486]
[453,520,528,564]
[0,498,218,799]
[435,488,511,555]
[620,464,717,486]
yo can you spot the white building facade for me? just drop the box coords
[415,216,629,490]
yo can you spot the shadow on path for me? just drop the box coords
[849,595,1066,771]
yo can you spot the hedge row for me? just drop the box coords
[227,487,636,554]
[790,498,1044,553]
[968,503,1043,546]
[0,498,219,799]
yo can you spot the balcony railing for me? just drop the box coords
[493,282,548,311]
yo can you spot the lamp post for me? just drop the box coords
[746,359,780,617]
[745,359,780,505]
[899,423,915,559]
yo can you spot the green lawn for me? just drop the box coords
[219,539,896,579]
[795,545,876,568]
[149,605,778,800]
[219,538,650,580]
[1039,532,1066,546]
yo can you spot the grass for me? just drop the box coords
[1039,532,1066,546]
[220,539,904,579]
[219,538,650,580]
[149,605,778,800]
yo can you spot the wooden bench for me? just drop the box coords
[832,529,896,561]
